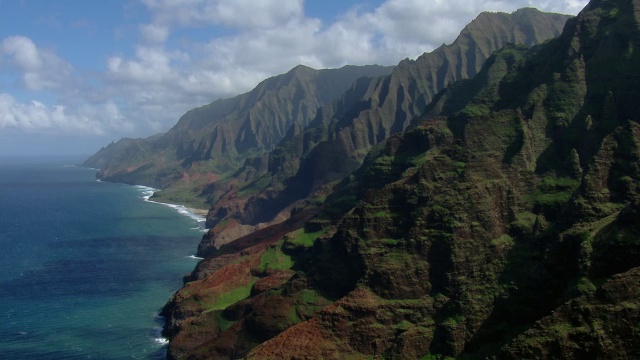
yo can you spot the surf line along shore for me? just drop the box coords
[135,185,209,235]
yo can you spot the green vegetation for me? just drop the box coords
[237,175,272,198]
[421,353,456,360]
[373,210,392,218]
[382,238,400,246]
[575,277,597,294]
[442,314,465,327]
[309,194,327,206]
[461,103,491,118]
[286,228,326,248]
[150,185,210,209]
[296,289,323,304]
[259,244,294,271]
[511,211,537,232]
[491,234,515,247]
[205,281,257,312]
[524,177,581,215]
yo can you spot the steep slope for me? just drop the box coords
[83,65,393,207]
[198,8,571,253]
[161,0,640,358]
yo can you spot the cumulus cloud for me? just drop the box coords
[0,93,132,135]
[132,0,590,85]
[139,23,170,43]
[1,36,75,91]
[0,95,118,135]
[313,0,589,62]
[140,0,305,29]
[108,46,182,84]
[1,0,589,148]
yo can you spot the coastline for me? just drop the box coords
[135,185,209,232]
[81,165,209,223]
[186,207,209,216]
[133,184,209,347]
[1,162,206,359]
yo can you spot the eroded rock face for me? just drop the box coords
[499,267,640,360]
[84,65,394,207]
[162,0,640,359]
[195,8,572,258]
[204,8,571,226]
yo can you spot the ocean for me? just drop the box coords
[0,157,205,359]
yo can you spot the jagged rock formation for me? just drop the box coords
[198,8,571,253]
[161,0,640,358]
[83,65,393,207]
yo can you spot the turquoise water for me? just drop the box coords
[0,157,205,359]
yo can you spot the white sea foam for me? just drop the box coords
[135,185,158,201]
[187,255,204,260]
[136,186,208,230]
[191,226,208,233]
[154,337,169,346]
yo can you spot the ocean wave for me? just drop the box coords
[66,164,100,171]
[187,255,204,260]
[135,187,208,229]
[152,323,169,347]
[154,337,169,346]
[191,226,208,233]
[148,201,206,224]
[135,185,158,201]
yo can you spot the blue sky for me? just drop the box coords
[0,0,587,158]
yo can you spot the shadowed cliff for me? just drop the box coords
[83,65,393,207]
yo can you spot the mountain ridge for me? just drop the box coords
[85,9,570,213]
[160,0,640,358]
[83,64,394,206]
[195,8,571,253]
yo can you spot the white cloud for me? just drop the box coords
[108,46,179,84]
[140,23,170,43]
[1,36,74,91]
[314,0,589,62]
[0,0,589,152]
[140,0,304,29]
[2,36,41,70]
[0,93,131,135]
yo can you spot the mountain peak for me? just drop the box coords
[287,64,317,76]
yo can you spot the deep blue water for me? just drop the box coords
[0,157,205,359]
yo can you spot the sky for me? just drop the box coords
[0,0,588,158]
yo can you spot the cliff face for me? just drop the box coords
[197,8,571,254]
[162,0,640,358]
[83,65,393,207]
